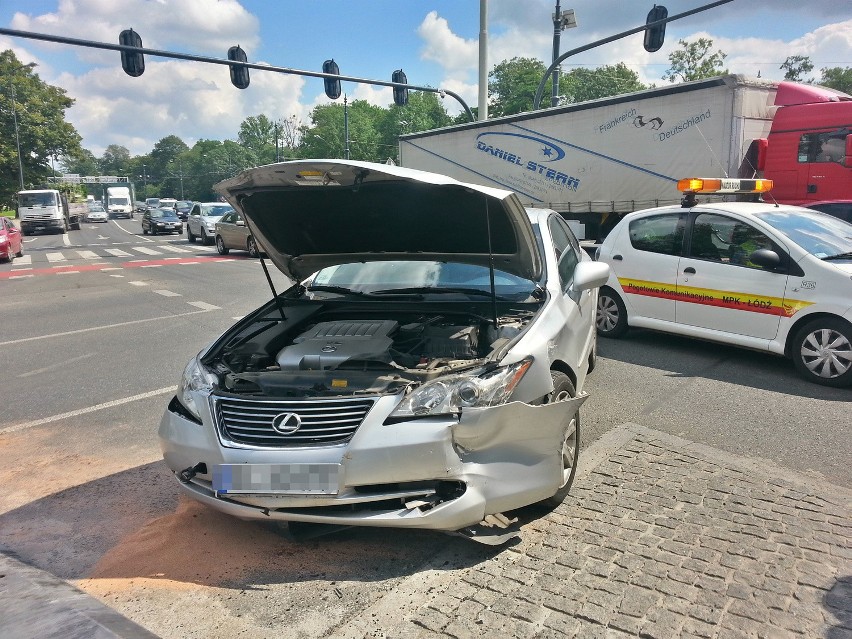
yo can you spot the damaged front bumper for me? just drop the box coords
[159,393,586,532]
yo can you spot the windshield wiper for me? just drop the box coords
[822,252,852,261]
[304,285,373,297]
[371,286,517,301]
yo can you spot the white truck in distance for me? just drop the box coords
[106,186,133,219]
[16,189,85,235]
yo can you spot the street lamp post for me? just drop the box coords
[551,2,578,107]
[9,80,25,190]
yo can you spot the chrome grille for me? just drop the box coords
[214,395,377,448]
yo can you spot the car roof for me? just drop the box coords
[624,201,814,220]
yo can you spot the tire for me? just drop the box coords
[538,372,580,508]
[587,337,597,374]
[215,235,229,255]
[15,244,23,258]
[187,226,195,242]
[791,317,852,387]
[596,287,628,338]
[201,228,212,245]
[142,226,148,235]
[151,227,157,236]
[247,236,258,258]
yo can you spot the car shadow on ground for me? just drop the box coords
[597,328,850,400]
[0,460,503,590]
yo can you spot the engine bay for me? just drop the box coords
[209,304,538,398]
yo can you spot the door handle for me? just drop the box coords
[683,267,696,274]
[612,254,623,261]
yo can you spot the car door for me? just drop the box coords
[188,204,201,235]
[607,211,686,323]
[218,212,238,247]
[548,215,595,368]
[675,211,789,341]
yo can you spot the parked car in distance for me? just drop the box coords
[142,207,183,235]
[804,200,852,224]
[0,217,24,263]
[186,202,234,245]
[85,202,108,223]
[595,178,852,387]
[158,159,611,541]
[214,210,261,257]
[174,200,194,221]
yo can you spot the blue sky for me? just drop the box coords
[2,0,851,156]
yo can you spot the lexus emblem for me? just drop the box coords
[271,412,302,435]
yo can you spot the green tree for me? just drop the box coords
[663,38,728,83]
[238,114,277,164]
[148,135,189,195]
[780,55,814,82]
[0,50,82,207]
[99,144,131,175]
[380,91,452,161]
[818,67,852,94]
[298,100,387,162]
[560,63,647,103]
[60,148,99,176]
[488,57,552,116]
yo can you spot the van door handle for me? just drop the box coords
[683,267,696,274]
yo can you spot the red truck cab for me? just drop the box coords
[762,82,851,205]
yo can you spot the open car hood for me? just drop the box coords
[213,160,542,283]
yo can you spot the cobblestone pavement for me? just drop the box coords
[334,423,852,639]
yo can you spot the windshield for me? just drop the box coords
[756,208,852,258]
[202,205,234,217]
[19,192,57,207]
[310,261,537,300]
[110,197,129,205]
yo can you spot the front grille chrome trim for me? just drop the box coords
[212,394,378,449]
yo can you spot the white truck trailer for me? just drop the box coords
[399,74,852,240]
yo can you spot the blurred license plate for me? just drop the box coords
[213,463,339,495]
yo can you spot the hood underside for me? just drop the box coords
[213,160,541,283]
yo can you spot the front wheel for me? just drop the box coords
[15,244,23,258]
[791,317,852,387]
[201,228,212,245]
[215,235,229,255]
[538,372,580,508]
[596,287,628,338]
[187,226,195,242]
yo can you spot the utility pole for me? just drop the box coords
[10,81,25,190]
[343,95,350,160]
[551,2,578,107]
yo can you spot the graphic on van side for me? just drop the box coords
[618,277,814,318]
[475,132,580,192]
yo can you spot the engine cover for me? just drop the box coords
[276,320,398,371]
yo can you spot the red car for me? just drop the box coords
[0,217,24,263]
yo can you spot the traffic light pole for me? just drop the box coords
[0,27,476,121]
[532,0,734,110]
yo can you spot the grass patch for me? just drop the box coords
[1,209,15,219]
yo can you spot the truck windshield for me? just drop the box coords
[19,192,57,207]
[110,198,130,205]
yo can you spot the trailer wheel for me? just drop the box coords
[596,287,628,338]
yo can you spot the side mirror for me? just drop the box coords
[236,219,245,226]
[572,261,611,292]
[749,248,781,269]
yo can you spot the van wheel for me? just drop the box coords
[596,287,628,338]
[538,372,580,508]
[792,317,852,387]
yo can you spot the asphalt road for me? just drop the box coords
[0,218,849,638]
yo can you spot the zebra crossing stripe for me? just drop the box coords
[132,246,163,255]
[105,248,132,257]
[159,244,192,253]
[46,252,66,262]
[77,250,100,259]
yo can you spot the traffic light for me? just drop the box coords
[119,29,145,77]
[228,45,250,89]
[322,59,342,99]
[392,69,409,106]
[644,5,668,53]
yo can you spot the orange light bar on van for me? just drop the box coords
[677,178,773,194]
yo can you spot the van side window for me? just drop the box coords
[628,213,685,256]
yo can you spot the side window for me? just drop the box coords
[690,213,778,270]
[190,206,199,216]
[628,213,685,256]
[799,131,848,164]
[549,216,580,288]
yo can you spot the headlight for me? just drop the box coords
[389,357,533,420]
[177,356,216,421]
